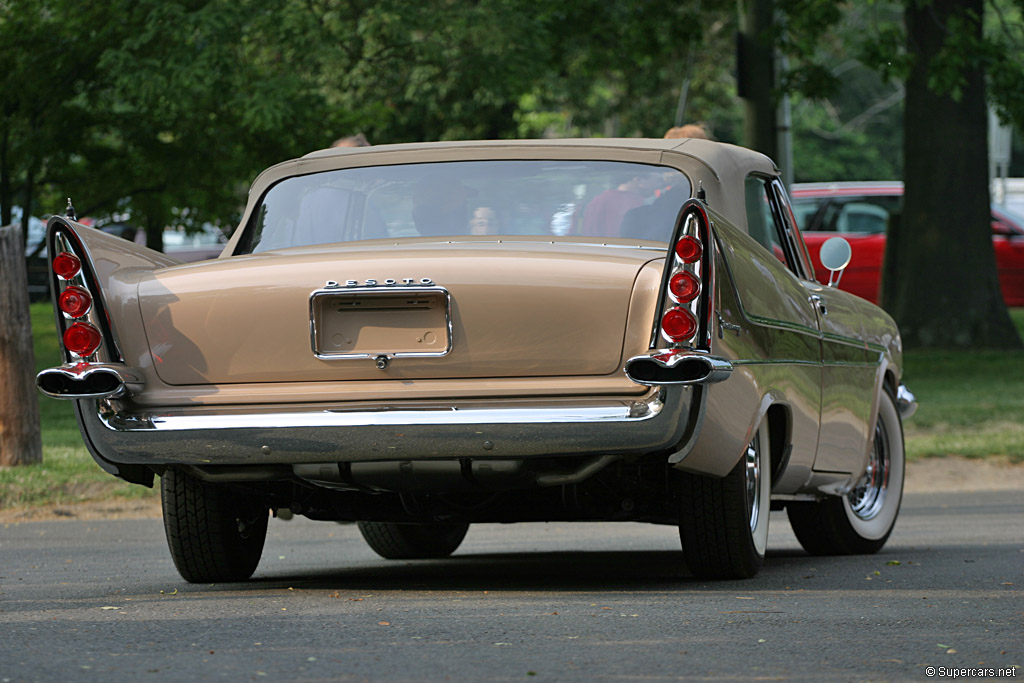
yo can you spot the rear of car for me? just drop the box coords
[37,140,912,583]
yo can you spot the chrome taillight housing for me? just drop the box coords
[653,201,712,350]
[48,221,119,363]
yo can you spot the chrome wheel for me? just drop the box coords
[745,433,762,533]
[788,386,905,555]
[848,418,890,520]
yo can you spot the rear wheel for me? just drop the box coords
[357,521,469,559]
[160,469,268,583]
[788,386,904,555]
[678,420,771,579]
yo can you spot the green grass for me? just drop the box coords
[902,308,1024,462]
[0,302,158,510]
[2,304,1023,511]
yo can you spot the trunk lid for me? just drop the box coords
[138,240,662,385]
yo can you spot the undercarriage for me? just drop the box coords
[172,453,682,526]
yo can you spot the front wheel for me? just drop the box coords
[357,521,469,560]
[678,420,771,579]
[161,469,269,583]
[788,386,905,555]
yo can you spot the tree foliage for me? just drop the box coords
[2,0,749,241]
[1,0,1023,347]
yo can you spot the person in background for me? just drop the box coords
[663,123,710,140]
[331,133,371,148]
[579,172,663,238]
[412,176,475,237]
[618,123,712,240]
[470,206,500,235]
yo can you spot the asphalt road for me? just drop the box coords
[1,491,1021,682]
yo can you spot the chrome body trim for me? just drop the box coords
[102,401,664,431]
[623,350,733,386]
[307,285,454,360]
[36,363,141,399]
[74,386,704,467]
[896,384,918,419]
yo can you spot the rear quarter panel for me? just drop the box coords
[678,215,823,486]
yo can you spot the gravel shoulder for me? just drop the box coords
[1,455,1021,524]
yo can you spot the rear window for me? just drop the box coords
[237,160,691,254]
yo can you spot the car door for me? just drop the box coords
[769,183,880,475]
[992,209,1024,307]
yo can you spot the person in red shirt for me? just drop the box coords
[580,173,662,238]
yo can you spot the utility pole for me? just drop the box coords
[737,0,793,186]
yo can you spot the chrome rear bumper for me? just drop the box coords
[77,386,701,468]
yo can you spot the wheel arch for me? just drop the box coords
[766,402,791,485]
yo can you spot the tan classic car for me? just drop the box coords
[38,138,916,582]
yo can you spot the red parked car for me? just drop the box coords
[791,181,1024,306]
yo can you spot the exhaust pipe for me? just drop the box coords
[36,364,138,399]
[624,351,732,386]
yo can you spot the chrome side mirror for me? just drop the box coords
[819,236,852,287]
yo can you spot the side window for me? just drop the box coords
[790,198,824,231]
[744,175,794,270]
[820,196,898,234]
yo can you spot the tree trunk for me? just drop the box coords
[143,205,166,253]
[22,169,35,251]
[0,127,11,228]
[0,222,43,466]
[883,0,1021,349]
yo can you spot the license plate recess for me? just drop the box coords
[311,287,451,359]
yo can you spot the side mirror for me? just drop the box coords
[819,236,851,287]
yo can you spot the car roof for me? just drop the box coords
[299,136,768,162]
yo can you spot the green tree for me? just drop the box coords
[769,0,1022,348]
[882,0,1021,348]
[515,1,740,141]
[0,0,117,239]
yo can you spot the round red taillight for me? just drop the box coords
[53,252,82,279]
[58,285,92,318]
[63,322,102,357]
[669,271,701,302]
[662,308,697,342]
[675,236,702,263]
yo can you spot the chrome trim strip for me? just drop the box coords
[308,285,453,360]
[410,239,669,251]
[896,384,918,419]
[100,401,664,432]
